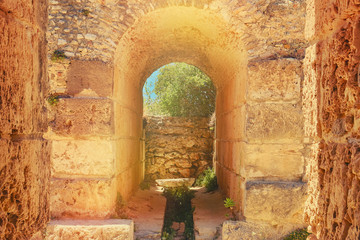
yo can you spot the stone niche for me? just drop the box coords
[145,116,214,180]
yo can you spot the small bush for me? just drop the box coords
[224,198,235,209]
[81,9,90,16]
[47,95,59,106]
[51,50,66,61]
[224,197,237,220]
[283,228,310,240]
[195,168,218,192]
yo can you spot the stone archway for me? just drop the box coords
[112,5,247,210]
[46,0,307,237]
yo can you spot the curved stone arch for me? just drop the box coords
[112,5,248,213]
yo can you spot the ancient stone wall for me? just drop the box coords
[0,0,50,239]
[304,1,360,239]
[46,1,307,234]
[145,116,213,180]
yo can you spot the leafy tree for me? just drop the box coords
[144,63,215,117]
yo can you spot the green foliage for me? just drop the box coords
[47,95,59,106]
[161,228,176,240]
[194,168,218,192]
[144,62,215,117]
[224,197,237,220]
[162,185,195,205]
[81,9,91,16]
[51,50,66,61]
[283,228,310,240]
[224,198,235,209]
[162,185,195,240]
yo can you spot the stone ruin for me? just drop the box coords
[0,0,359,239]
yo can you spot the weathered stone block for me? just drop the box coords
[51,140,115,178]
[0,0,47,26]
[116,162,142,201]
[246,103,303,143]
[45,219,134,240]
[216,85,246,116]
[245,181,307,225]
[0,139,50,239]
[67,60,113,97]
[114,104,142,138]
[222,221,278,240]
[115,138,141,174]
[216,164,243,210]
[244,144,304,180]
[303,44,319,139]
[216,141,243,175]
[217,107,245,140]
[50,98,113,136]
[248,59,302,102]
[50,178,116,219]
[0,15,48,135]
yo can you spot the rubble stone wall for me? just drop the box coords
[145,116,214,180]
[0,0,50,239]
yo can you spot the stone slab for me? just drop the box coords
[50,178,116,219]
[155,178,195,187]
[245,181,307,226]
[222,221,277,240]
[45,219,134,240]
[248,59,302,102]
[51,140,115,178]
[50,98,113,137]
[244,143,304,181]
[66,60,113,97]
[246,103,303,143]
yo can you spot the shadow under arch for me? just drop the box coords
[113,5,248,216]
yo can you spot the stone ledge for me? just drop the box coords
[50,98,113,137]
[222,220,302,240]
[45,219,134,240]
[245,181,307,227]
[51,140,115,178]
[50,178,117,219]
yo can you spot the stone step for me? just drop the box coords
[192,188,229,240]
[45,219,134,240]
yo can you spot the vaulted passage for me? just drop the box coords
[2,0,360,239]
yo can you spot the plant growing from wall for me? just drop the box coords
[283,228,310,240]
[47,95,59,106]
[50,50,66,62]
[224,197,237,220]
[80,9,91,16]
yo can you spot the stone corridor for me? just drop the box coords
[1,0,360,239]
